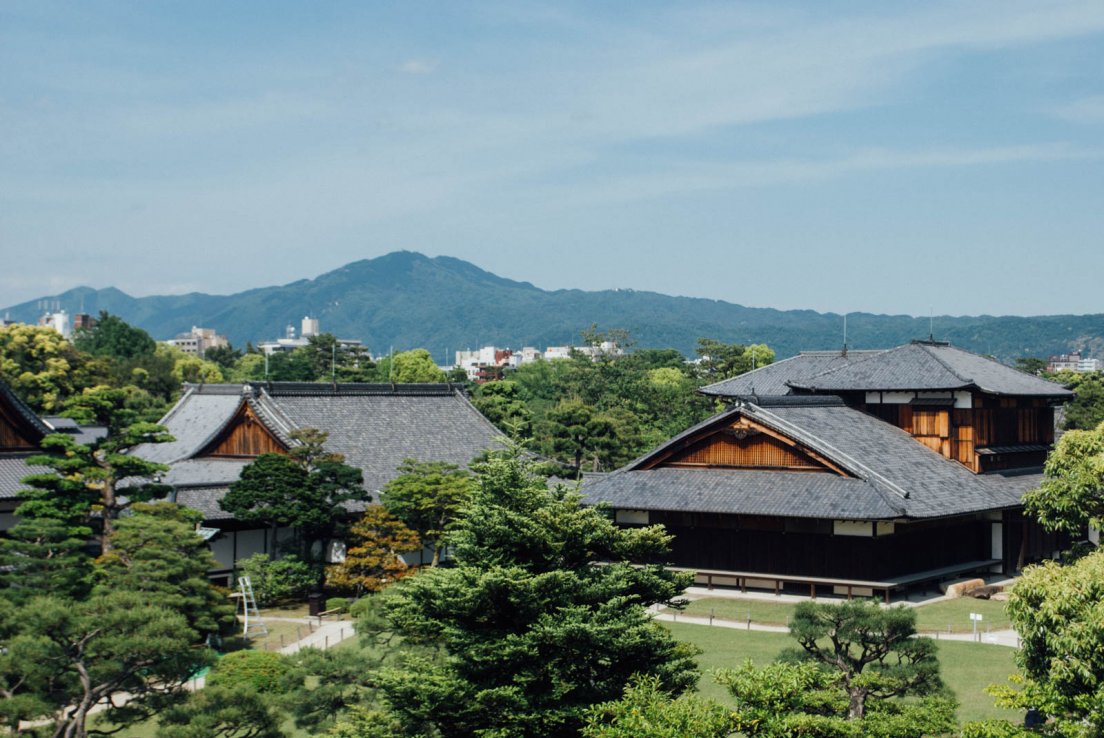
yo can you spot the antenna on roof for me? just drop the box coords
[842,313,848,357]
[929,308,935,342]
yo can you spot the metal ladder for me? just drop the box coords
[237,576,268,638]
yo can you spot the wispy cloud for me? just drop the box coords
[1054,95,1104,124]
[398,59,438,75]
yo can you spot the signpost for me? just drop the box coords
[970,612,983,642]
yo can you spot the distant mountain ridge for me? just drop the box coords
[5,251,1104,361]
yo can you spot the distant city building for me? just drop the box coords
[37,309,71,338]
[453,342,622,383]
[1047,351,1101,373]
[72,313,97,333]
[166,326,229,357]
[257,316,365,356]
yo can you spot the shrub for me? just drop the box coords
[237,553,316,607]
[206,650,289,694]
[325,597,347,614]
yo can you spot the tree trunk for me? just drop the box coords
[847,688,866,720]
[99,482,116,554]
[431,544,441,567]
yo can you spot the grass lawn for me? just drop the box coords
[667,597,798,625]
[665,621,1020,724]
[666,595,1011,635]
[912,597,1012,634]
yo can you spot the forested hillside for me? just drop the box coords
[5,251,1104,360]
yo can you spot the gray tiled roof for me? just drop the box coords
[700,351,883,397]
[587,396,1034,521]
[133,387,244,463]
[41,417,109,446]
[788,342,1072,397]
[586,468,900,520]
[174,487,236,521]
[0,453,49,500]
[141,383,505,521]
[160,458,252,487]
[0,380,52,440]
[269,391,502,492]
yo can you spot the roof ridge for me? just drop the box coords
[699,355,803,393]
[249,390,301,446]
[0,379,53,438]
[915,343,973,385]
[746,404,911,507]
[156,385,200,426]
[788,346,890,387]
[450,386,511,447]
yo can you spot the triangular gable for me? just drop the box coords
[633,410,850,476]
[0,382,49,451]
[196,400,289,458]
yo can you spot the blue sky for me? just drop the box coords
[2,1,1102,316]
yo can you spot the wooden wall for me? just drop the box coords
[0,403,37,451]
[202,406,286,458]
[864,396,1054,474]
[663,430,827,471]
[652,512,993,580]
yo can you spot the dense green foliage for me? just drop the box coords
[156,683,287,738]
[380,459,474,566]
[8,252,1104,360]
[964,550,1104,737]
[0,501,230,736]
[1023,419,1104,534]
[221,430,369,585]
[1055,370,1104,430]
[366,449,699,737]
[583,676,736,738]
[237,553,318,607]
[786,600,945,721]
[207,651,291,694]
[96,502,236,638]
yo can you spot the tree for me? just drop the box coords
[220,430,369,587]
[786,600,944,721]
[380,459,474,566]
[73,311,157,359]
[0,323,103,412]
[1014,357,1048,375]
[372,449,698,737]
[695,338,774,381]
[95,502,236,638]
[11,591,210,738]
[157,684,287,738]
[583,676,735,738]
[61,382,167,425]
[166,347,226,384]
[717,658,955,738]
[965,549,1104,737]
[0,598,56,732]
[18,419,173,553]
[205,343,243,369]
[541,399,619,473]
[472,381,533,440]
[1022,420,1104,534]
[237,553,317,607]
[1058,371,1104,431]
[327,506,421,593]
[387,349,446,383]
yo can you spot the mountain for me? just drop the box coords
[5,251,1104,361]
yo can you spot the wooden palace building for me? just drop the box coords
[586,341,1074,599]
[131,382,505,581]
[0,379,504,582]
